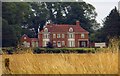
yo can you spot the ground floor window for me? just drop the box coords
[23,41,30,47]
[69,41,75,47]
[57,41,61,47]
[79,41,87,47]
[43,41,49,47]
[62,41,65,46]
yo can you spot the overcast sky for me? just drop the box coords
[84,0,120,26]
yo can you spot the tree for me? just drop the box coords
[2,19,17,47]
[101,7,120,42]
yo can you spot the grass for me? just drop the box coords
[2,52,118,74]
[1,37,119,74]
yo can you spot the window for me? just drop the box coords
[44,34,49,39]
[62,34,64,38]
[62,41,65,46]
[43,41,48,47]
[24,37,26,39]
[81,41,86,47]
[81,34,85,38]
[53,41,56,46]
[57,41,61,47]
[36,42,38,47]
[57,34,61,38]
[69,41,75,47]
[32,41,35,47]
[69,33,74,38]
[53,34,56,38]
[44,28,48,32]
[69,27,73,32]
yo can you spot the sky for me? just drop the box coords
[84,0,120,26]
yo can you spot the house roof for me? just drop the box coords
[41,24,89,33]
[31,38,38,41]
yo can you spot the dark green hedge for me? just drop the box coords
[33,48,96,54]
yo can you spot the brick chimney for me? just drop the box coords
[76,20,80,26]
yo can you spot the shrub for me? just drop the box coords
[7,48,14,54]
[33,47,45,54]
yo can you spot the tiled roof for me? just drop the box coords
[31,38,38,41]
[41,24,89,33]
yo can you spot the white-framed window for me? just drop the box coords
[57,41,61,47]
[44,28,48,32]
[69,33,74,38]
[36,42,38,47]
[81,34,85,38]
[53,34,56,38]
[32,41,35,47]
[24,37,26,39]
[62,34,64,38]
[62,41,65,46]
[43,41,48,47]
[23,41,30,47]
[81,41,86,47]
[57,34,61,38]
[69,27,73,32]
[43,34,49,39]
[69,41,75,47]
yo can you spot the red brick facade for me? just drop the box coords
[20,34,38,47]
[38,21,89,48]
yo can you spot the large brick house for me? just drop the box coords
[21,21,89,48]
[38,21,89,48]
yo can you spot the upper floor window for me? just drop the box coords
[53,34,56,38]
[62,34,64,38]
[69,27,73,32]
[69,33,74,38]
[57,34,61,38]
[24,37,26,39]
[44,28,48,32]
[81,34,85,38]
[44,34,49,39]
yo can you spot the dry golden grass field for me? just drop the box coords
[1,52,118,74]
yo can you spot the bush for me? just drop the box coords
[33,47,45,54]
[7,48,14,54]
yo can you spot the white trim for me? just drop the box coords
[78,39,88,41]
[43,39,50,41]
[68,39,75,41]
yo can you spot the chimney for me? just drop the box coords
[76,20,80,25]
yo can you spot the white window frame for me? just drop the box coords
[57,34,61,38]
[69,33,74,38]
[24,37,26,39]
[62,34,64,38]
[57,41,61,47]
[81,34,85,38]
[69,27,73,32]
[53,34,56,38]
[62,41,65,46]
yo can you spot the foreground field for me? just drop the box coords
[2,52,118,74]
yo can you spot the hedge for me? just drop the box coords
[33,48,96,54]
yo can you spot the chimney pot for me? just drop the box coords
[76,21,80,25]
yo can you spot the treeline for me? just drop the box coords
[91,7,120,42]
[2,2,120,47]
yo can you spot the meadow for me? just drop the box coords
[1,37,119,74]
[1,52,118,74]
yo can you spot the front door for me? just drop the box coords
[79,41,87,47]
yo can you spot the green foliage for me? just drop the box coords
[6,47,14,54]
[33,48,96,54]
[97,7,120,42]
[2,2,99,47]
[2,19,17,47]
